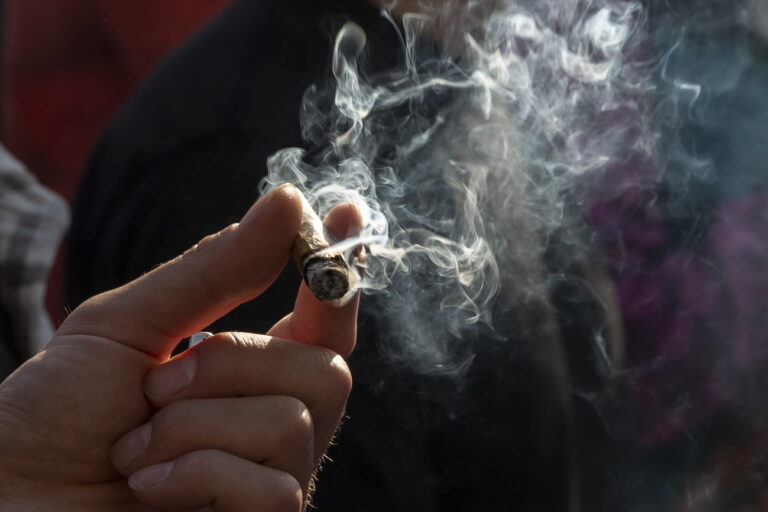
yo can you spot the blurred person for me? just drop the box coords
[1,0,231,324]
[0,144,67,379]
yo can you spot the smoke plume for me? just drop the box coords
[262,0,661,374]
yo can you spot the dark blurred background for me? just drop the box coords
[4,2,768,510]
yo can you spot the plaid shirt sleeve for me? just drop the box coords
[0,144,69,369]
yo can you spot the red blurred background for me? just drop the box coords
[1,0,230,322]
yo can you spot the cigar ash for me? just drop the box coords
[292,192,354,302]
[301,250,351,301]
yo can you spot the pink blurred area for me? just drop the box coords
[1,0,231,322]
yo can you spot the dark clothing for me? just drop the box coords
[66,1,581,510]
[71,1,768,510]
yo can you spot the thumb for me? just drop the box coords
[268,203,362,358]
[58,185,303,357]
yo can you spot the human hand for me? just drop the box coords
[0,185,359,511]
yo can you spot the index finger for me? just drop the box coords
[58,185,303,357]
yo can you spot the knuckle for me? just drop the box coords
[196,332,269,364]
[273,397,314,450]
[211,331,268,351]
[152,399,192,433]
[320,352,353,405]
[197,266,228,305]
[59,292,110,330]
[182,225,238,258]
[269,473,304,512]
[180,226,239,305]
[185,448,223,473]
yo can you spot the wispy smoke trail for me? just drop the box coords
[263,0,655,374]
[260,0,768,508]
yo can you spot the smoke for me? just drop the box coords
[262,0,660,373]
[257,0,768,507]
[263,0,659,371]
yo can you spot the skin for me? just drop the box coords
[0,184,360,511]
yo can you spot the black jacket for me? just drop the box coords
[66,1,611,510]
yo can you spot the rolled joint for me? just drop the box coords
[291,191,354,302]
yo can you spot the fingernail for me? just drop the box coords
[129,461,175,491]
[112,422,152,469]
[146,354,197,401]
[188,331,213,348]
